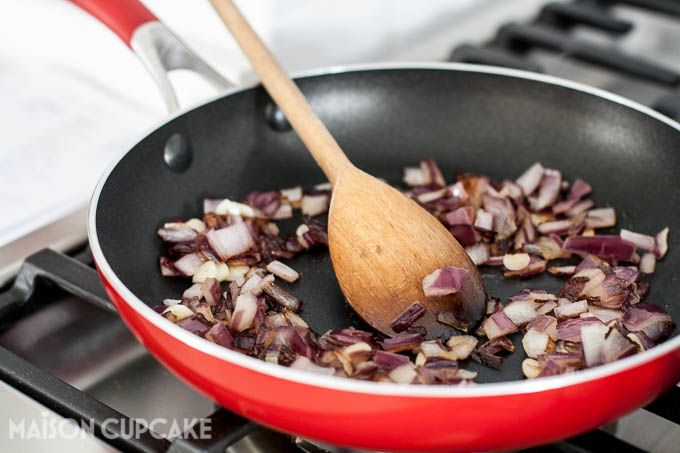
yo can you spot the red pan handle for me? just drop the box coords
[68,0,157,46]
[66,0,232,112]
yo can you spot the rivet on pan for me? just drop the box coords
[265,102,292,131]
[163,132,192,172]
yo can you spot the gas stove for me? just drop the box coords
[1,1,680,452]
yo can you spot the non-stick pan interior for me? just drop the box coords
[95,67,680,383]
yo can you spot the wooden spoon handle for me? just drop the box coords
[209,0,352,183]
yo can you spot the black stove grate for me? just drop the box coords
[449,0,680,120]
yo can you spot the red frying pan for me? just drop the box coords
[69,0,680,451]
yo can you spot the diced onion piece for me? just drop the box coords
[483,312,518,340]
[536,300,557,315]
[446,336,478,360]
[563,235,635,261]
[226,265,249,282]
[382,333,422,353]
[301,194,329,216]
[417,188,447,203]
[229,292,258,332]
[522,358,542,379]
[531,169,561,211]
[465,243,489,266]
[422,266,468,297]
[503,300,537,326]
[527,315,558,341]
[200,278,221,305]
[206,222,254,261]
[271,204,293,220]
[389,302,426,333]
[585,208,616,229]
[403,167,428,186]
[374,351,410,371]
[185,218,206,233]
[314,182,332,191]
[581,322,609,367]
[639,253,656,274]
[388,364,417,384]
[586,305,623,324]
[456,369,478,380]
[266,260,300,283]
[557,317,602,342]
[548,265,576,277]
[620,229,655,252]
[654,227,669,259]
[163,304,194,322]
[215,262,231,282]
[622,303,674,341]
[522,329,553,359]
[516,162,544,196]
[192,261,217,283]
[174,253,203,277]
[474,209,494,231]
[183,283,203,300]
[281,186,302,202]
[554,300,588,320]
[503,253,530,271]
[215,198,257,217]
[601,327,637,363]
[290,357,335,375]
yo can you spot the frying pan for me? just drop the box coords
[71,0,680,451]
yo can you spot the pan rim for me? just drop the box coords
[89,61,680,398]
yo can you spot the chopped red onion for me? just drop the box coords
[422,267,468,297]
[522,329,554,359]
[531,169,562,211]
[482,194,517,238]
[474,209,494,231]
[177,315,210,336]
[554,300,589,320]
[568,179,592,200]
[173,253,204,277]
[445,206,475,226]
[516,162,544,196]
[290,357,335,376]
[230,292,258,332]
[537,353,583,377]
[374,351,410,371]
[471,349,505,370]
[565,199,595,218]
[205,322,233,348]
[465,243,489,266]
[622,303,674,341]
[382,333,423,352]
[548,265,576,277]
[654,227,669,260]
[390,302,426,333]
[417,188,448,203]
[263,283,302,312]
[503,300,538,326]
[581,322,609,367]
[639,253,656,274]
[449,224,480,246]
[446,336,478,360]
[585,208,616,229]
[502,253,530,271]
[586,305,623,324]
[483,312,518,340]
[563,235,636,261]
[557,317,602,342]
[206,222,254,261]
[388,363,418,384]
[527,315,558,341]
[601,327,637,363]
[421,158,446,187]
[158,227,198,243]
[301,194,329,217]
[200,278,221,305]
[266,260,300,283]
[620,229,655,252]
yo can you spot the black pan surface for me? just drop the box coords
[95,66,680,383]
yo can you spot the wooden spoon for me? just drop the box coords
[209,0,486,336]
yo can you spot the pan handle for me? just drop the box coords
[68,0,234,113]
